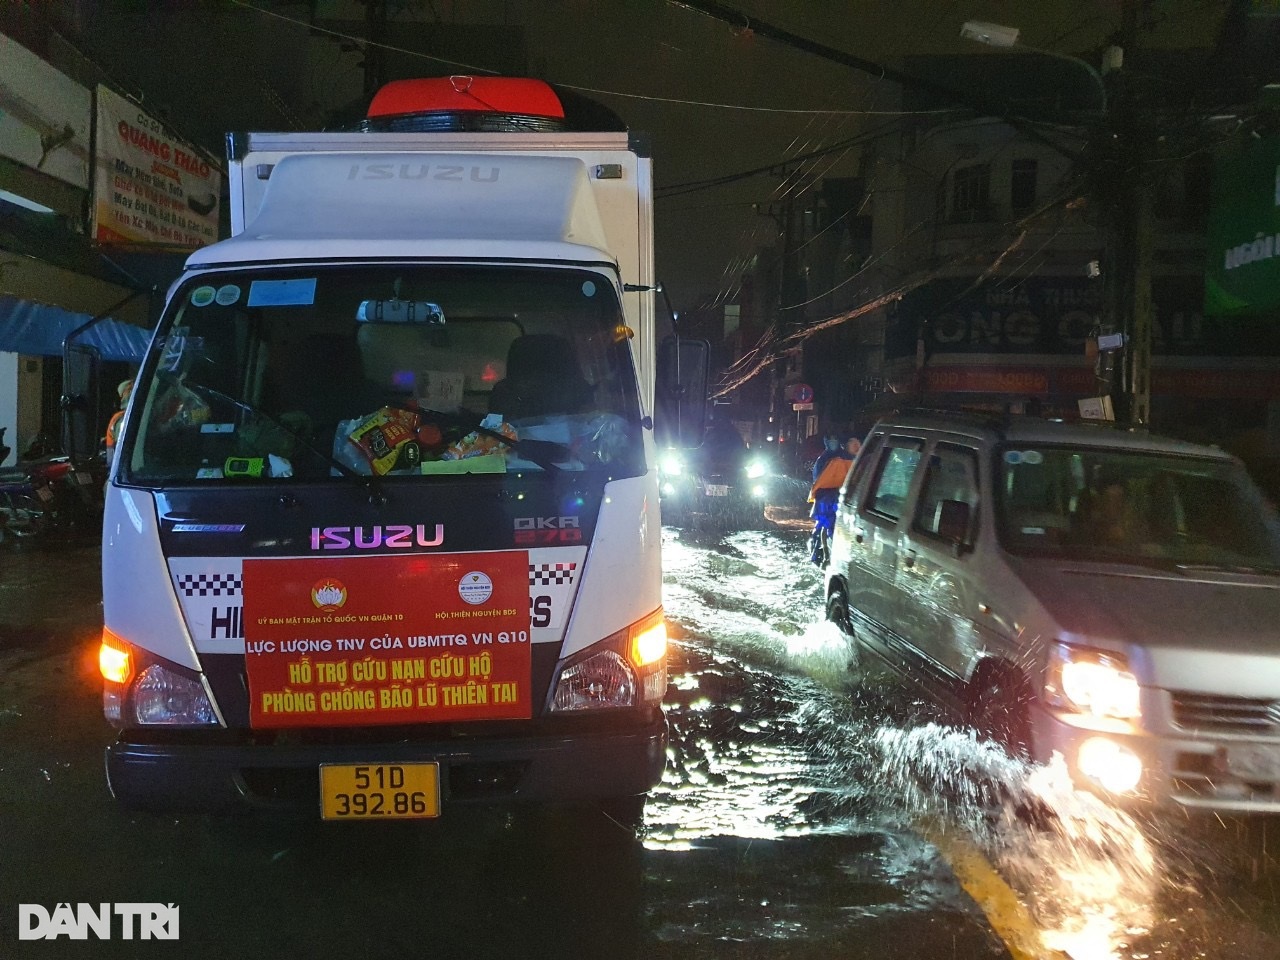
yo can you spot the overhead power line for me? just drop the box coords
[656,115,909,197]
[227,0,970,118]
[665,0,1091,165]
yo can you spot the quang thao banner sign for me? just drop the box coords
[92,85,220,248]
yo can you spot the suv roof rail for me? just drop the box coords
[885,405,1009,428]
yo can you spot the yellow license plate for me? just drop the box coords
[319,763,441,820]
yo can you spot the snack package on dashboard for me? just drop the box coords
[416,422,445,452]
[443,413,517,460]
[156,378,211,431]
[346,406,419,474]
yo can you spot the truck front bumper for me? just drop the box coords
[106,709,667,813]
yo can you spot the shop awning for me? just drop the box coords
[0,295,152,361]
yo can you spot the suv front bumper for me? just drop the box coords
[1035,707,1280,815]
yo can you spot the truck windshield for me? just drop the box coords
[995,444,1280,569]
[122,265,642,483]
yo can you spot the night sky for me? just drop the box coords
[41,0,1233,313]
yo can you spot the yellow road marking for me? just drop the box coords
[920,820,1069,960]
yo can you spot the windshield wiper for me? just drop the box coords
[184,383,389,503]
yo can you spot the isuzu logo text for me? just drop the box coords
[19,903,179,940]
[346,163,499,182]
[310,524,444,551]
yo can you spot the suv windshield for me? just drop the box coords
[996,444,1280,569]
[123,265,642,483]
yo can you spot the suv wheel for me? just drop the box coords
[825,586,860,668]
[966,668,1034,761]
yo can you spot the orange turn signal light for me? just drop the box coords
[99,630,132,685]
[628,609,667,668]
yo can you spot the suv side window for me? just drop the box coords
[913,443,980,542]
[842,433,883,506]
[863,438,923,523]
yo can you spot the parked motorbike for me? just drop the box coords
[0,450,106,544]
[0,465,42,543]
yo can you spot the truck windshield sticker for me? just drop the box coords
[242,551,532,728]
[215,284,242,306]
[1004,450,1045,465]
[190,286,216,307]
[158,328,201,372]
[246,277,317,307]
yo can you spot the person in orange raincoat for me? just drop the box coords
[104,379,133,470]
[808,434,861,565]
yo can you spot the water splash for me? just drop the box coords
[868,724,1158,960]
[659,525,1166,958]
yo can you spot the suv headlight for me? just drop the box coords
[1045,643,1141,719]
[745,459,767,479]
[551,609,667,711]
[660,452,684,476]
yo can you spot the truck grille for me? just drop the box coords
[1171,692,1280,734]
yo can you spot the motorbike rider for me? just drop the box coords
[808,433,861,565]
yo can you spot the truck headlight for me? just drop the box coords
[101,631,218,726]
[1045,643,1141,719]
[132,663,219,726]
[660,453,683,476]
[551,608,667,711]
[745,459,767,479]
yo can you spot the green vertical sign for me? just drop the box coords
[1206,134,1280,317]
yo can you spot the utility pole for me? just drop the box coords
[1100,0,1155,426]
[362,0,387,101]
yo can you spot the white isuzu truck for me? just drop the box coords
[93,77,703,819]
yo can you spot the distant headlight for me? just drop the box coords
[1045,643,1141,719]
[660,452,684,476]
[745,459,767,479]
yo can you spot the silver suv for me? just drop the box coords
[825,410,1280,813]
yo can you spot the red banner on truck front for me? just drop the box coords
[241,551,531,728]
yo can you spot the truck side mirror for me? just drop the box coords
[656,335,709,449]
[61,341,100,464]
[936,499,972,549]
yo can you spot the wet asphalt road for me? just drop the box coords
[2,523,1280,959]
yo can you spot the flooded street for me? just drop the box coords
[657,522,1280,960]
[2,526,1280,958]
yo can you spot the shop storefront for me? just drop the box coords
[0,31,219,466]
